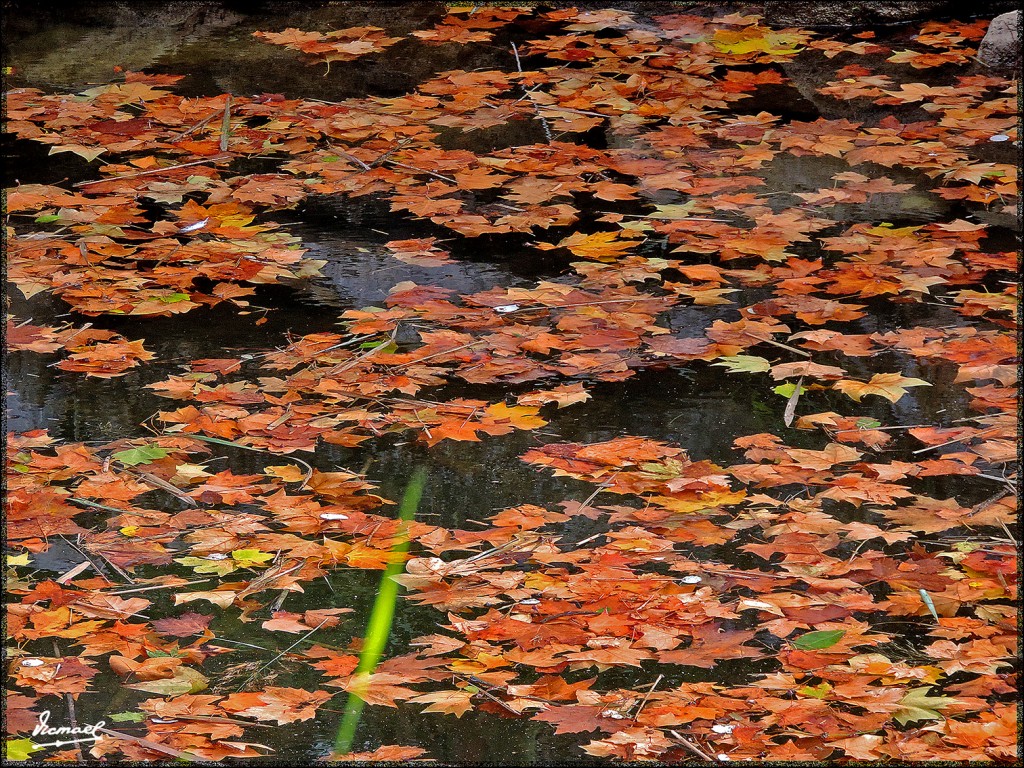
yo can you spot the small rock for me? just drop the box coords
[977,11,1021,73]
[763,1,1018,29]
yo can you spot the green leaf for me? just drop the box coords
[5,738,39,761]
[646,202,698,219]
[772,382,802,398]
[359,340,397,354]
[128,667,208,696]
[638,458,686,479]
[112,445,171,466]
[855,417,882,429]
[34,214,61,223]
[712,355,771,374]
[109,711,145,723]
[798,682,832,699]
[231,548,274,568]
[952,541,980,553]
[792,629,845,650]
[175,556,236,576]
[160,292,192,304]
[894,687,957,725]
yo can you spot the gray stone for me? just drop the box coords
[762,1,1018,29]
[977,11,1021,73]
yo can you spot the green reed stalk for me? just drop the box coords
[334,467,427,755]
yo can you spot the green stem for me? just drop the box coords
[334,467,426,755]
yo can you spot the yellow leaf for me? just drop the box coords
[172,463,213,482]
[650,489,746,513]
[485,402,547,430]
[712,28,804,56]
[833,373,930,403]
[48,144,105,162]
[407,690,476,718]
[548,231,639,261]
[175,590,238,609]
[265,464,307,482]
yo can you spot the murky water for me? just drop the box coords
[3,2,1016,762]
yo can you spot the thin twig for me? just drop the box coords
[500,298,666,314]
[997,518,1017,546]
[391,338,484,369]
[74,154,232,187]
[833,423,928,433]
[971,489,1011,517]
[668,730,716,761]
[911,426,1000,455]
[125,469,198,507]
[381,158,457,184]
[511,42,553,143]
[88,549,136,584]
[56,322,90,343]
[219,95,233,152]
[96,728,198,761]
[53,639,83,761]
[106,579,211,595]
[538,609,603,623]
[322,326,398,376]
[269,590,289,613]
[752,334,812,358]
[152,713,273,728]
[68,497,133,515]
[213,638,272,652]
[333,150,372,171]
[169,111,219,142]
[452,673,520,714]
[57,535,122,584]
[236,618,330,690]
[973,473,1017,488]
[369,138,416,168]
[632,674,663,722]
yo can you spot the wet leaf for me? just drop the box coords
[712,355,771,374]
[834,373,931,402]
[112,445,171,466]
[791,629,845,650]
[894,688,958,725]
[4,738,38,762]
